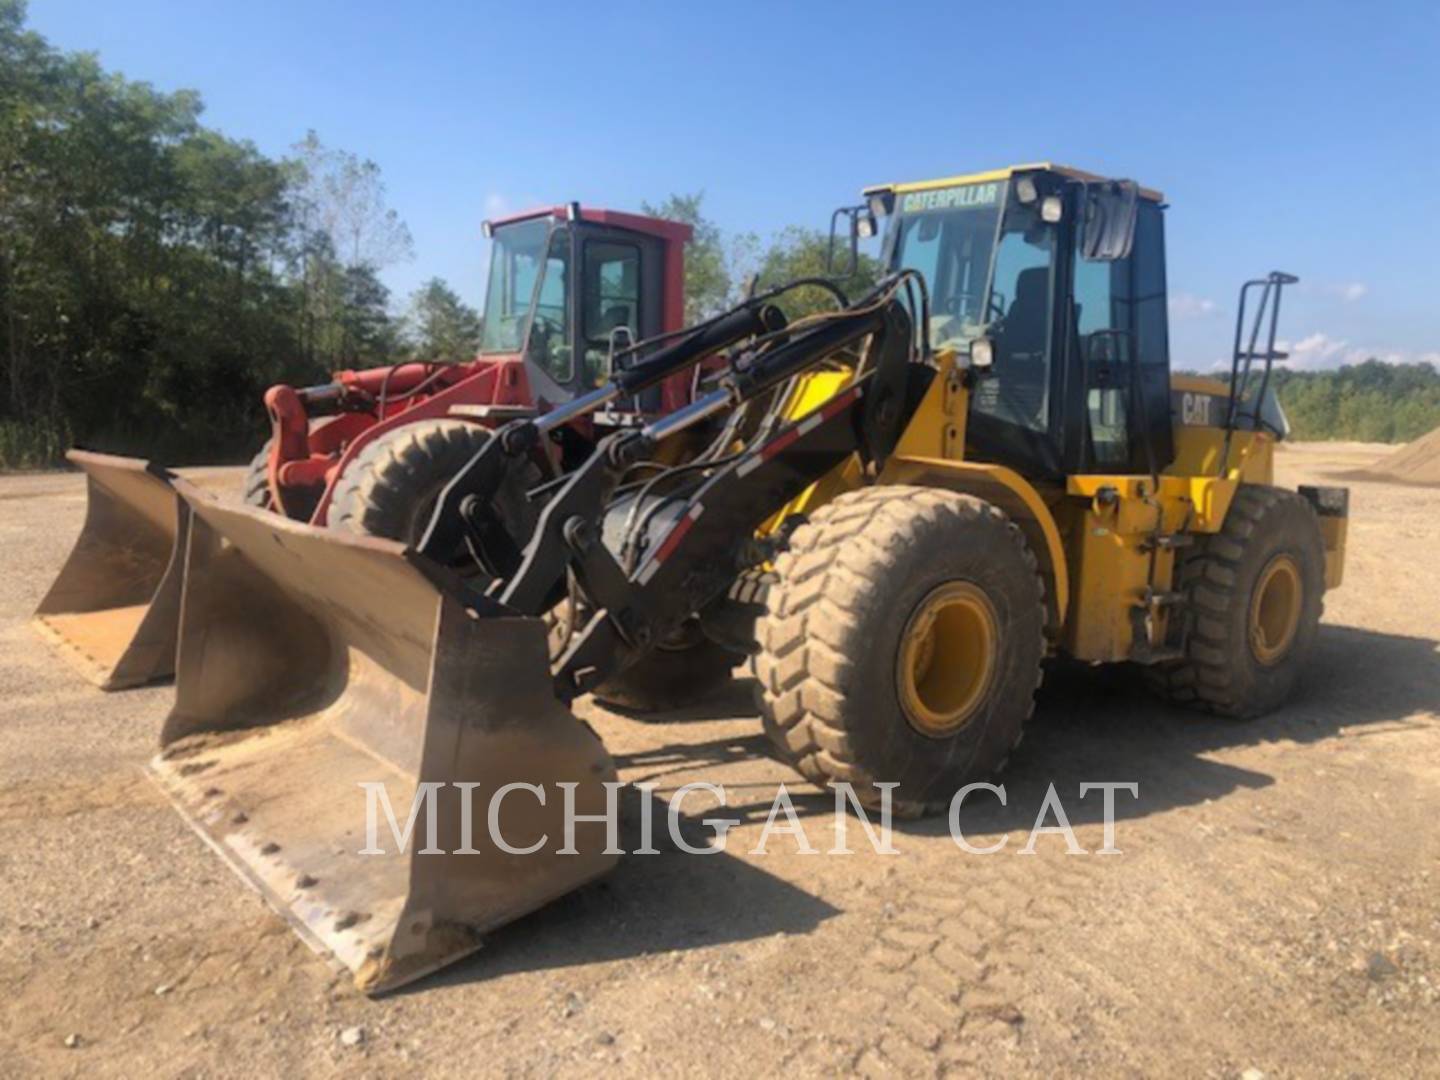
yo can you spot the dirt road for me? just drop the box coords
[2,443,1437,1078]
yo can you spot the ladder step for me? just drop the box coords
[1144,533,1194,552]
[1131,644,1187,665]
[1144,590,1186,608]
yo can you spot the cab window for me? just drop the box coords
[1074,247,1131,466]
[582,242,641,386]
[973,217,1054,433]
[526,228,572,383]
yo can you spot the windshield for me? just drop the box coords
[887,180,1005,350]
[480,218,555,355]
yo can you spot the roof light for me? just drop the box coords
[480,220,493,239]
[1015,176,1038,204]
[565,201,581,222]
[1041,196,1063,223]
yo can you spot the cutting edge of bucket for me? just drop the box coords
[147,751,490,995]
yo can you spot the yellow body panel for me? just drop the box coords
[1051,494,1174,662]
[758,370,865,538]
[1058,428,1274,661]
[758,343,1343,665]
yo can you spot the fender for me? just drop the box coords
[304,357,534,525]
[880,455,1070,638]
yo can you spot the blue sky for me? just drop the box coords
[27,0,1440,371]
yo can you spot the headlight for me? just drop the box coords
[971,338,995,370]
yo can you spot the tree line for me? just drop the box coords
[0,2,484,466]
[1267,361,1440,444]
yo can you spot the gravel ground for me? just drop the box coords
[1,444,1437,1078]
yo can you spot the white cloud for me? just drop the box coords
[1316,281,1369,303]
[1286,332,1351,369]
[482,192,511,218]
[1169,292,1218,319]
[1276,332,1429,371]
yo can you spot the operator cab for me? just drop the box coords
[479,205,691,411]
[869,164,1174,480]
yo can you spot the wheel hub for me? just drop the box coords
[897,581,999,737]
[1249,553,1303,666]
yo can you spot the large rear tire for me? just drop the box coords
[330,419,540,568]
[754,486,1046,817]
[1146,484,1325,718]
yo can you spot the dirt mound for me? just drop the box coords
[1350,426,1440,486]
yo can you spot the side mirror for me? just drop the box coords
[826,204,876,276]
[1080,181,1140,262]
[1082,329,1133,374]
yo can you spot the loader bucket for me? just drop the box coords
[149,482,618,994]
[32,451,188,689]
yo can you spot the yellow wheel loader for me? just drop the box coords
[145,164,1347,992]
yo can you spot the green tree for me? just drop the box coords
[750,226,882,319]
[405,278,482,361]
[641,192,730,321]
[1255,361,1440,442]
[0,2,413,465]
[337,265,400,365]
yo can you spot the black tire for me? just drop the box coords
[754,486,1046,818]
[242,440,272,509]
[594,631,744,713]
[240,438,318,521]
[329,419,540,567]
[547,599,744,714]
[1146,484,1325,718]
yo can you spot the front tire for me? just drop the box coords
[593,628,744,713]
[1146,485,1325,717]
[241,438,317,521]
[754,486,1046,817]
[330,419,540,568]
[547,600,743,714]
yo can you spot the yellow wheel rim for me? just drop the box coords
[1249,554,1303,666]
[898,581,999,737]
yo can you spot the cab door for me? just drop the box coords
[1063,199,1175,475]
[574,226,665,399]
[967,200,1067,479]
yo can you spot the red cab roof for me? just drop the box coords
[486,205,693,244]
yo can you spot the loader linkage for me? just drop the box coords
[417,276,924,701]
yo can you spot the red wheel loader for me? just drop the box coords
[33,204,697,689]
